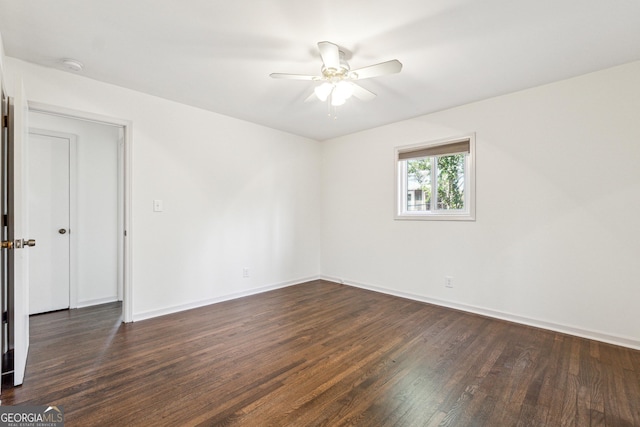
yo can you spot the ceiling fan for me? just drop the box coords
[270,41,402,109]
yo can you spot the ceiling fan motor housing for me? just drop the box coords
[321,51,351,80]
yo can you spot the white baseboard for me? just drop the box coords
[320,275,640,351]
[76,296,120,308]
[132,276,321,322]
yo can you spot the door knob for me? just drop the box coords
[58,229,67,234]
[12,239,35,249]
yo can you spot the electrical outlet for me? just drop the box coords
[445,276,454,288]
[242,268,250,278]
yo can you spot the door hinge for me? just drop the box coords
[2,97,7,127]
[2,311,7,323]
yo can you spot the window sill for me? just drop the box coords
[395,212,475,221]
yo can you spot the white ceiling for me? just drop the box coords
[1,0,639,141]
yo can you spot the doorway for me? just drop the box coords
[28,102,132,323]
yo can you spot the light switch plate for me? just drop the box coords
[153,199,163,212]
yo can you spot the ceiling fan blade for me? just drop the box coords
[318,41,340,70]
[350,59,402,80]
[351,83,377,101]
[270,73,319,81]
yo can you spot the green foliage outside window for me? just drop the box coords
[437,154,464,210]
[407,158,431,209]
[407,154,464,211]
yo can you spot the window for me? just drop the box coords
[395,134,475,220]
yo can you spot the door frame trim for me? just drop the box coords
[28,101,133,323]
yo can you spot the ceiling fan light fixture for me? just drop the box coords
[314,82,333,102]
[333,81,354,100]
[331,94,347,107]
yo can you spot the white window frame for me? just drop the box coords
[395,133,476,221]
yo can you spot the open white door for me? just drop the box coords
[0,79,6,393]
[8,81,33,386]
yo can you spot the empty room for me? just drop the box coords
[0,1,638,426]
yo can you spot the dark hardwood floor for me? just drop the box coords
[1,280,639,426]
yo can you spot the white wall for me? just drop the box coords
[29,112,120,306]
[4,57,321,320]
[321,61,640,348]
[5,51,639,348]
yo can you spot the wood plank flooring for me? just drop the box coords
[1,280,639,426]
